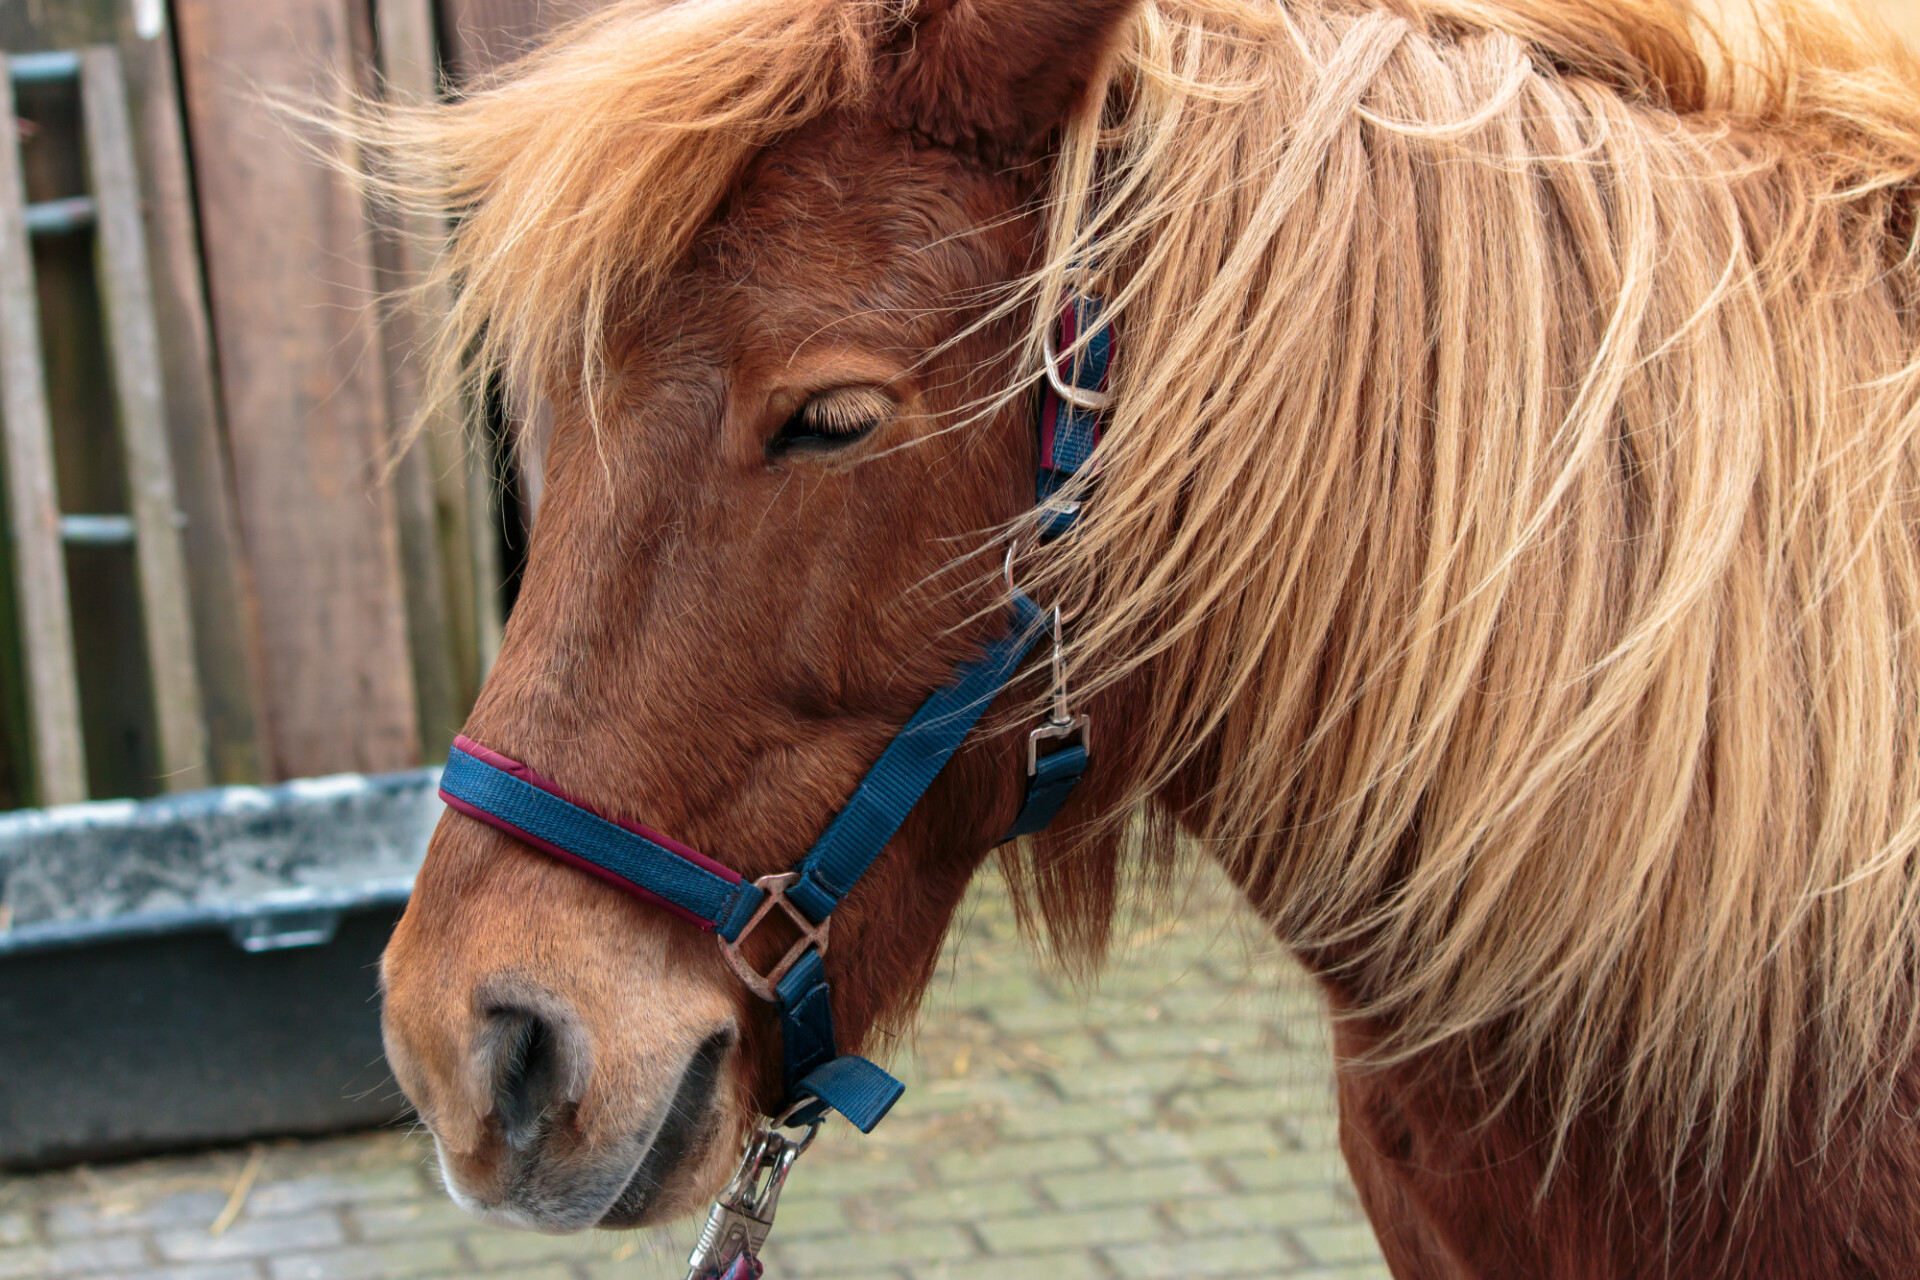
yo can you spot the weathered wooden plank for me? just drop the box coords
[171,0,421,778]
[0,69,85,805]
[377,0,503,720]
[115,1,268,786]
[79,45,208,792]
[347,0,459,762]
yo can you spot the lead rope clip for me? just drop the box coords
[685,1108,821,1280]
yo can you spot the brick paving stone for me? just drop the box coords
[774,1224,975,1271]
[1172,1188,1354,1235]
[244,1171,422,1218]
[47,1189,230,1238]
[156,1215,345,1263]
[1105,1231,1303,1278]
[1221,1149,1351,1191]
[983,1001,1104,1035]
[912,1250,1105,1280]
[1102,1021,1268,1059]
[1288,1112,1345,1150]
[348,1199,481,1242]
[120,1264,265,1280]
[0,863,1387,1280]
[1171,1083,1324,1122]
[776,1150,913,1198]
[940,971,1052,1010]
[976,1206,1165,1253]
[0,1233,149,1277]
[1041,1161,1224,1210]
[577,1257,694,1280]
[267,1239,462,1280]
[573,1233,693,1280]
[1004,1030,1107,1067]
[905,1076,1054,1115]
[994,1097,1156,1138]
[761,1194,850,1238]
[463,1229,610,1268]
[1048,1057,1217,1099]
[1142,986,1255,1021]
[892,1181,1040,1223]
[1111,1123,1286,1166]
[1296,1222,1391,1265]
[931,1137,1104,1184]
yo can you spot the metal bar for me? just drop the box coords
[0,72,87,805]
[0,881,412,957]
[8,52,81,86]
[58,513,136,545]
[80,46,209,793]
[23,195,96,236]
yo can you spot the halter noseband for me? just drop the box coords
[436,286,1110,1277]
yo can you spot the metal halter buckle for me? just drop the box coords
[685,1107,822,1280]
[1028,601,1090,775]
[718,872,830,1003]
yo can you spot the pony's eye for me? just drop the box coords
[767,387,892,457]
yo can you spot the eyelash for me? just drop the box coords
[767,390,891,456]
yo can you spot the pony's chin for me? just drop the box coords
[429,1047,744,1235]
[434,1120,732,1235]
[594,1157,708,1230]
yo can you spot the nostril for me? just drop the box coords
[488,1008,566,1148]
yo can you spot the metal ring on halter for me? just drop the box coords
[1041,321,1113,413]
[769,1100,827,1152]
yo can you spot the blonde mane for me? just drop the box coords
[378,0,1920,1187]
[1026,0,1920,1183]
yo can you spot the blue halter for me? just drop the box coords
[437,290,1110,1137]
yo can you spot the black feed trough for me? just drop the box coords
[0,769,441,1167]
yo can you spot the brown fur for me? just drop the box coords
[368,0,1920,1272]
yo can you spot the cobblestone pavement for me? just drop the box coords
[0,864,1387,1280]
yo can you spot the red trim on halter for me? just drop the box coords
[1039,298,1078,470]
[452,735,741,882]
[443,734,743,932]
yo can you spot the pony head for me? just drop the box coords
[376,0,1137,1231]
[376,0,1920,1244]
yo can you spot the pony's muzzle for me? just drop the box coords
[384,813,759,1231]
[394,971,744,1231]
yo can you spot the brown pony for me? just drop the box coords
[371,0,1920,1273]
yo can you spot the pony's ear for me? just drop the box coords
[879,0,1137,156]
